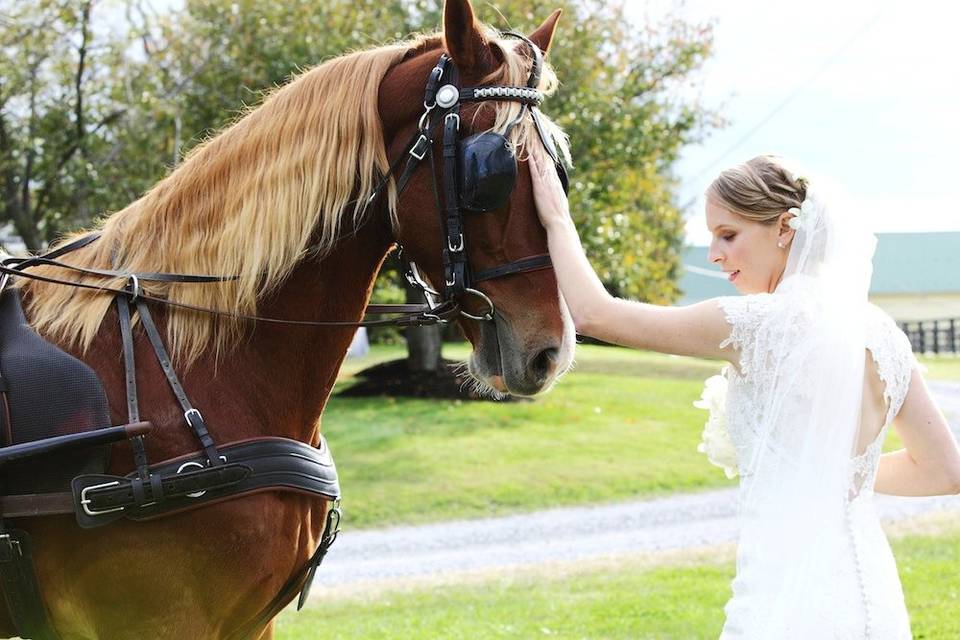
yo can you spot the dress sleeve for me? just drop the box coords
[716,293,777,378]
[866,304,921,421]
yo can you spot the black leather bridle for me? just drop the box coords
[0,33,568,330]
[369,31,568,323]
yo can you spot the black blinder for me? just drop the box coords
[457,131,517,213]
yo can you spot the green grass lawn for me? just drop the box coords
[323,344,737,528]
[919,354,960,381]
[276,523,960,639]
[322,343,924,529]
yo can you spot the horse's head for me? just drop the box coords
[378,0,575,397]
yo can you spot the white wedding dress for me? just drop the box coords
[714,289,916,639]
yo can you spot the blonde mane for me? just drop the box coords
[20,31,568,367]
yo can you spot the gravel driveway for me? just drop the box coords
[313,381,960,594]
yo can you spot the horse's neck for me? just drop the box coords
[158,220,393,447]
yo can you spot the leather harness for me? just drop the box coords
[0,32,568,639]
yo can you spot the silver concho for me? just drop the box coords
[436,84,460,108]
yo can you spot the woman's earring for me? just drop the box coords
[777,241,785,249]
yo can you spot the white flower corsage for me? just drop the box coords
[787,196,815,230]
[694,374,739,479]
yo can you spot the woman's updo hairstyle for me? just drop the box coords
[706,155,808,225]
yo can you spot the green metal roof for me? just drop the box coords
[679,231,960,305]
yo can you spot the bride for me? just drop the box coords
[529,152,960,638]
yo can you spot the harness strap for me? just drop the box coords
[423,56,446,106]
[472,253,553,283]
[117,296,140,424]
[5,233,101,272]
[0,530,61,640]
[116,292,151,482]
[366,57,451,209]
[134,298,222,467]
[366,126,428,209]
[441,83,468,297]
[225,502,341,640]
[72,464,252,528]
[0,494,74,516]
[0,264,457,328]
[69,436,339,526]
[0,434,338,521]
[2,255,237,284]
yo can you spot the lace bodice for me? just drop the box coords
[710,292,916,500]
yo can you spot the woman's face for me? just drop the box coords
[705,200,792,294]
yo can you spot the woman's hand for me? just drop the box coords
[527,150,736,364]
[529,151,572,229]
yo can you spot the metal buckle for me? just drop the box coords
[419,312,445,325]
[176,455,228,499]
[445,112,460,130]
[80,481,124,516]
[0,533,22,557]
[409,134,430,161]
[325,499,342,546]
[423,64,445,110]
[417,109,432,132]
[448,233,464,253]
[184,408,203,427]
[125,274,142,303]
[460,287,495,322]
[406,261,441,308]
[176,461,207,498]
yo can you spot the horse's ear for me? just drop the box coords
[528,9,562,55]
[443,0,490,71]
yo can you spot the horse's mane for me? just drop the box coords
[20,30,568,367]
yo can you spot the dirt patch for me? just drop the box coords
[335,358,526,401]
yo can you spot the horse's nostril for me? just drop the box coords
[530,346,559,381]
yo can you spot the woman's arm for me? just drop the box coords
[530,153,735,363]
[874,368,960,496]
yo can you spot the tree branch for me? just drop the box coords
[74,0,92,152]
[31,107,125,224]
[21,64,37,230]
[0,108,24,232]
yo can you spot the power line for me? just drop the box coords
[680,8,887,211]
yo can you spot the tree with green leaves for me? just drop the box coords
[1,0,718,393]
[0,0,129,251]
[468,0,718,304]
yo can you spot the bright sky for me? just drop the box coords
[626,0,960,246]
[107,0,958,252]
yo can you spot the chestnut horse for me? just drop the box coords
[0,1,573,638]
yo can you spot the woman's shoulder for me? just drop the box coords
[716,286,819,346]
[864,303,916,364]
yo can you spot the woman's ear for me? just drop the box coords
[778,211,797,246]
